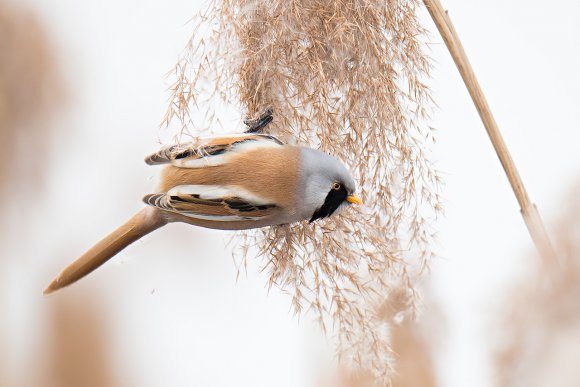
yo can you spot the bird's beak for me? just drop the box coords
[346,194,363,205]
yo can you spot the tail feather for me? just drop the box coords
[44,207,167,295]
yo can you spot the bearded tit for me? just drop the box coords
[44,131,362,294]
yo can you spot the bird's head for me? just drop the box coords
[298,147,362,223]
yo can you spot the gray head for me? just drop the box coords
[298,147,361,222]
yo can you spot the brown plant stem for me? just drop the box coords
[422,0,558,265]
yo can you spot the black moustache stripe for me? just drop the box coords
[309,186,348,223]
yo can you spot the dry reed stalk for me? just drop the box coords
[494,181,580,387]
[166,0,441,383]
[422,0,557,265]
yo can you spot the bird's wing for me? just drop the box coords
[142,184,278,221]
[144,133,284,167]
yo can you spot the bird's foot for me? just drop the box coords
[244,108,273,133]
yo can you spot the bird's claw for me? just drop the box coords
[244,108,274,133]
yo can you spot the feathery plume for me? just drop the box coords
[166,0,440,383]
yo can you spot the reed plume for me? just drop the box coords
[166,0,440,383]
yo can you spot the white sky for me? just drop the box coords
[4,0,580,386]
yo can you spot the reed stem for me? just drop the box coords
[423,0,558,265]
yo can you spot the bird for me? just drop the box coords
[44,115,362,295]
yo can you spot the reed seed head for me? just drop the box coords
[166,1,441,384]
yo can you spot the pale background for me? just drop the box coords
[2,0,580,386]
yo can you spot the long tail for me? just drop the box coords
[44,207,167,295]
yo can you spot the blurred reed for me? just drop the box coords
[495,180,580,387]
[0,2,63,384]
[0,1,63,198]
[384,291,438,387]
[40,290,121,387]
[321,288,439,387]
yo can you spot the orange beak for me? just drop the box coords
[346,194,363,205]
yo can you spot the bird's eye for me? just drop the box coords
[332,182,341,191]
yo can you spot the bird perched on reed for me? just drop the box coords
[44,112,361,294]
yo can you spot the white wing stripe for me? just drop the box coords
[167,185,272,205]
[172,137,282,169]
[174,154,230,168]
[178,213,265,221]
